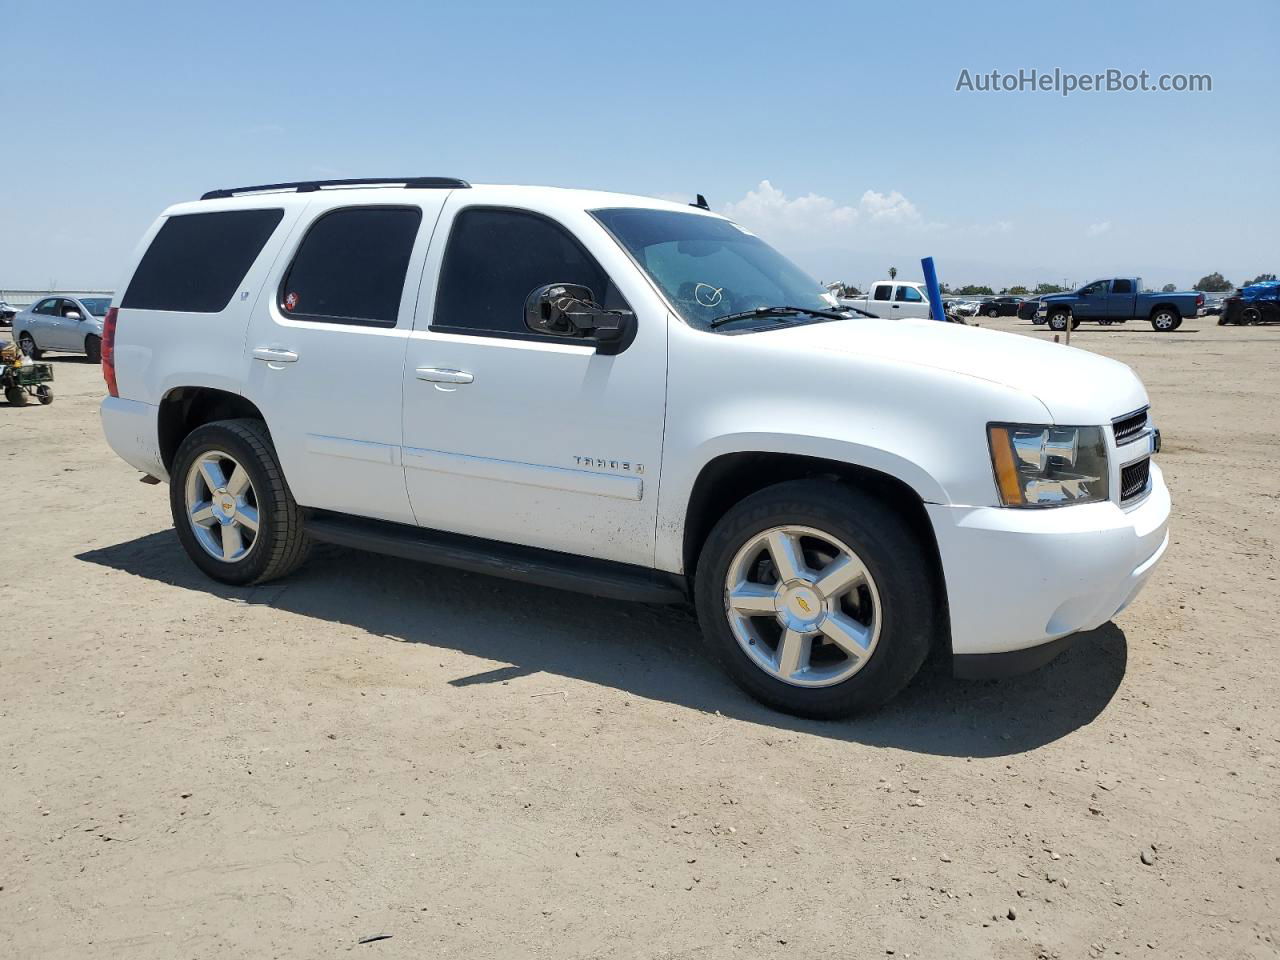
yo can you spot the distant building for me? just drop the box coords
[0,289,114,310]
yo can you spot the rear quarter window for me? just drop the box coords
[121,209,284,313]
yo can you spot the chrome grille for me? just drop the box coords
[1112,407,1150,445]
[1120,457,1151,502]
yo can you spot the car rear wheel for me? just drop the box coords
[18,333,41,359]
[985,307,999,318]
[169,419,310,586]
[694,479,936,719]
[1150,308,1181,332]
[85,334,101,364]
[1241,306,1262,325]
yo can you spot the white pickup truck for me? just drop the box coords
[99,177,1170,718]
[840,280,934,319]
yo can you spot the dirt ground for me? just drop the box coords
[2,315,1277,959]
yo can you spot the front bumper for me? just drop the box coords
[928,463,1170,674]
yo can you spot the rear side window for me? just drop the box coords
[1112,279,1133,293]
[873,285,892,301]
[278,206,423,327]
[122,209,284,313]
[433,208,615,337]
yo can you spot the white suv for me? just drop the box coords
[99,177,1170,718]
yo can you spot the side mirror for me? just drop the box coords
[64,310,83,320]
[524,283,636,356]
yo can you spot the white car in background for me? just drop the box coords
[840,280,934,319]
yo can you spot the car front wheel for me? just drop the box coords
[694,479,936,719]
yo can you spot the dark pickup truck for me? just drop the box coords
[1041,278,1203,333]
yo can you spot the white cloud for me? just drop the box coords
[970,220,1014,236]
[858,189,920,223]
[719,181,937,241]
[721,180,860,234]
[1087,221,1112,237]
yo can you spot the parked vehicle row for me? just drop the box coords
[98,176,1169,719]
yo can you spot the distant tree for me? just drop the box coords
[1007,285,1029,295]
[956,284,994,296]
[939,282,953,294]
[1245,272,1277,286]
[842,284,862,297]
[888,266,898,280]
[1033,283,1067,294]
[1193,272,1232,292]
[1161,283,1176,292]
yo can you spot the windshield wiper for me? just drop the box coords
[708,305,851,329]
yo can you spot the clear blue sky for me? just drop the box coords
[2,0,1275,292]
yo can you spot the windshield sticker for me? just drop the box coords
[694,283,724,307]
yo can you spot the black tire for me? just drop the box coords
[694,479,937,719]
[1150,307,1181,332]
[35,385,53,405]
[1047,310,1071,332]
[1242,306,1262,325]
[18,333,41,359]
[5,386,28,406]
[169,419,310,585]
[984,307,999,318]
[84,335,101,364]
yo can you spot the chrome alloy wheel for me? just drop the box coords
[723,525,882,688]
[184,450,260,562]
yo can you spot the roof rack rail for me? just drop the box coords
[200,177,470,201]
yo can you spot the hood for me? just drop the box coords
[768,315,1148,424]
[1041,292,1077,302]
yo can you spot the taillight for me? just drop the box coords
[1197,294,1205,306]
[102,307,119,397]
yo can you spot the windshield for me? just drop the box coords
[78,298,111,316]
[591,208,832,330]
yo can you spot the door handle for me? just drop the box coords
[252,347,299,363]
[416,367,473,384]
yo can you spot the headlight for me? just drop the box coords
[987,424,1109,507]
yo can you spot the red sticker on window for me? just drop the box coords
[284,292,299,311]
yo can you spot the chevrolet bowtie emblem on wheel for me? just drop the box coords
[796,596,812,614]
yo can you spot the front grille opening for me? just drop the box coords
[1112,407,1150,445]
[1120,457,1151,502]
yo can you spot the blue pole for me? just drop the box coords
[921,256,946,322]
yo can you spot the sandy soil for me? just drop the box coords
[2,315,1277,959]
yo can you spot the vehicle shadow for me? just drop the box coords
[77,531,1128,758]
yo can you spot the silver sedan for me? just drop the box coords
[13,295,112,362]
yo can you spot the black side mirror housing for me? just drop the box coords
[524,283,636,355]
